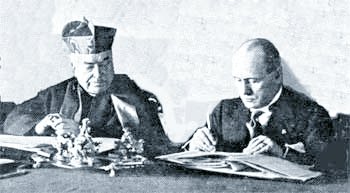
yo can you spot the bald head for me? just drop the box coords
[232,38,283,109]
[233,38,281,75]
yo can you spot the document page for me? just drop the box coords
[0,135,117,154]
[231,154,321,178]
[156,151,322,181]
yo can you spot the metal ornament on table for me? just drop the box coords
[52,118,101,168]
[31,103,147,176]
[101,100,147,176]
[101,127,146,177]
[111,127,145,160]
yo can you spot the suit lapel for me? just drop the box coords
[267,87,298,145]
[236,101,250,141]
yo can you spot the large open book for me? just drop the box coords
[0,135,117,157]
[156,151,322,182]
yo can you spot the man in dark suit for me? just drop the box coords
[186,38,334,165]
[4,19,172,157]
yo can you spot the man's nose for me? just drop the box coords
[92,64,103,77]
[243,81,253,95]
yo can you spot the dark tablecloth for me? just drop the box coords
[0,161,348,193]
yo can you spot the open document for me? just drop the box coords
[156,151,322,182]
[0,135,117,157]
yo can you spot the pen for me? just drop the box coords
[0,169,29,179]
[207,113,217,152]
[206,113,211,131]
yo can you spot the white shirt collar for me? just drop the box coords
[249,87,283,126]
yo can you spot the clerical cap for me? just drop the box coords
[62,18,116,54]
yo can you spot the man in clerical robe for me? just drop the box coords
[4,19,172,158]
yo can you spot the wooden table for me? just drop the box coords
[0,161,348,193]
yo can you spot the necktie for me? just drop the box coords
[246,110,264,138]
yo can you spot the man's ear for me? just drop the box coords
[274,67,283,79]
[274,69,284,84]
[275,71,280,79]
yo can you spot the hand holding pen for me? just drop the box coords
[188,113,217,152]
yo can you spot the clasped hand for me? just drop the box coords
[243,135,283,157]
[35,113,79,137]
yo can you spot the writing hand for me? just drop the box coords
[188,126,217,152]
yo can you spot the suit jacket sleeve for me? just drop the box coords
[286,105,334,165]
[181,101,224,150]
[208,101,225,150]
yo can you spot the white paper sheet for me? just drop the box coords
[0,135,117,154]
[156,151,322,182]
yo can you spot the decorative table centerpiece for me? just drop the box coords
[31,118,147,176]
